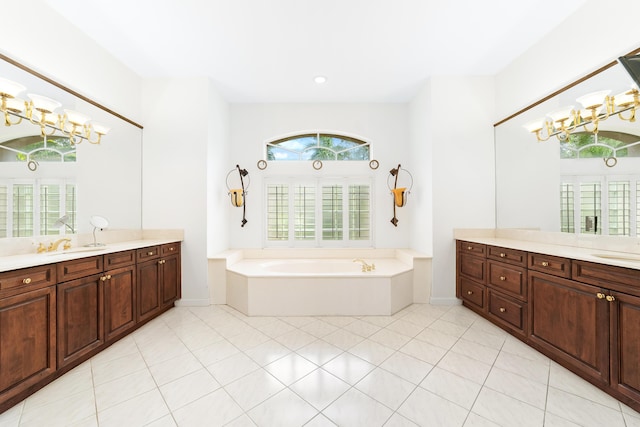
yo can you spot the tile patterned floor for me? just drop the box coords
[1,303,640,427]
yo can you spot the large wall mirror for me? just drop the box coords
[0,55,142,239]
[495,50,640,237]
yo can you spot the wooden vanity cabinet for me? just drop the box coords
[457,239,640,412]
[0,242,181,414]
[137,243,181,322]
[0,285,56,405]
[456,241,487,314]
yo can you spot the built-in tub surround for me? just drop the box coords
[210,249,431,316]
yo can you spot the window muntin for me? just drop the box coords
[266,178,372,247]
[0,135,76,163]
[561,132,640,159]
[266,133,370,161]
[0,179,76,238]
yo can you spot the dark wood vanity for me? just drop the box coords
[0,242,181,413]
[457,239,640,412]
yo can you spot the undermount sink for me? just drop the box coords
[591,253,640,262]
[46,246,107,256]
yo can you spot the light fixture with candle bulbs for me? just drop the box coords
[523,87,639,142]
[0,76,110,144]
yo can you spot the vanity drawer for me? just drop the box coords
[572,260,640,295]
[161,243,180,256]
[137,246,160,262]
[488,261,527,300]
[487,246,527,267]
[488,289,526,335]
[528,253,571,278]
[0,264,56,294]
[458,240,486,257]
[458,252,486,283]
[57,256,103,282]
[104,250,136,270]
[459,277,485,310]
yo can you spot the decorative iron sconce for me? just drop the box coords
[387,164,413,227]
[226,165,250,227]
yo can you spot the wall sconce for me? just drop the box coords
[524,87,639,142]
[387,164,413,227]
[226,165,250,227]
[0,76,110,144]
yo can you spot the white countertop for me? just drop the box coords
[0,239,180,273]
[458,236,640,271]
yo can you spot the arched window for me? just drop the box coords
[266,133,369,161]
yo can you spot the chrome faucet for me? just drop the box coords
[353,258,375,272]
[48,238,72,252]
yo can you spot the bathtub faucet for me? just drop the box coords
[353,258,375,272]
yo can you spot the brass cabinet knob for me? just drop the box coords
[500,253,506,258]
[169,247,175,251]
[499,307,506,313]
[100,276,107,281]
[159,259,166,265]
[596,292,606,299]
[106,275,111,280]
[606,295,616,302]
[467,246,473,250]
[541,261,549,267]
[23,277,32,284]
[499,276,506,281]
[147,251,154,256]
[467,290,473,295]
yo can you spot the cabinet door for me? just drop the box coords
[57,274,104,368]
[160,254,181,308]
[104,265,136,342]
[528,271,609,386]
[0,287,56,399]
[610,291,640,402]
[137,260,161,323]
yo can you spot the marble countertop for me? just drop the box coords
[0,238,181,273]
[457,236,640,271]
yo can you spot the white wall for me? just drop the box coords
[427,76,496,304]
[142,78,229,306]
[495,0,640,121]
[228,104,411,249]
[1,0,142,122]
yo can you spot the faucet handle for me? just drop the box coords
[63,240,72,250]
[47,243,54,252]
[371,263,376,271]
[37,243,47,253]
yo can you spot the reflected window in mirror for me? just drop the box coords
[561,131,640,159]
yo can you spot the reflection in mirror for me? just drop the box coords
[87,215,109,247]
[496,58,640,237]
[0,55,143,240]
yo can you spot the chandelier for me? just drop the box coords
[523,87,640,142]
[0,76,110,144]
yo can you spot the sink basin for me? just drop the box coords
[591,253,640,262]
[46,246,107,256]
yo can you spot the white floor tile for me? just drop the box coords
[427,319,469,338]
[20,389,96,427]
[226,329,271,351]
[348,339,395,365]
[341,319,382,337]
[398,387,468,427]
[355,367,416,410]
[546,386,626,427]
[450,338,500,365]
[421,367,482,410]
[463,413,501,427]
[548,362,621,410]
[289,368,350,410]
[224,369,285,411]
[254,319,297,338]
[300,319,339,338]
[159,368,221,411]
[304,413,337,427]
[144,414,177,427]
[97,389,169,427]
[224,413,258,427]
[322,352,375,385]
[275,329,318,350]
[323,388,393,427]
[400,338,448,365]
[385,319,425,337]
[192,338,240,366]
[172,388,243,427]
[437,351,492,385]
[147,351,204,386]
[24,363,94,409]
[265,353,317,385]
[380,351,433,384]
[91,351,148,386]
[542,413,583,427]
[492,350,550,385]
[94,368,156,411]
[383,413,420,427]
[484,367,548,409]
[471,387,545,427]
[296,340,343,366]
[207,352,260,385]
[244,339,291,366]
[248,388,317,427]
[414,327,459,350]
[368,328,412,350]
[321,329,365,350]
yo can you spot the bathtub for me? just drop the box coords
[211,249,431,316]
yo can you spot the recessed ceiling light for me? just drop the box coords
[314,76,327,84]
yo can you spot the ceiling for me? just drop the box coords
[44,0,587,103]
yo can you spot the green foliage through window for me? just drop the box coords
[267,133,370,161]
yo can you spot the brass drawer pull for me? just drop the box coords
[169,247,175,251]
[499,276,506,281]
[606,295,616,302]
[147,251,154,256]
[467,246,473,250]
[467,290,473,295]
[541,261,549,267]
[100,276,107,281]
[23,277,32,284]
[597,292,606,299]
[159,260,166,265]
[499,307,506,313]
[500,253,506,258]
